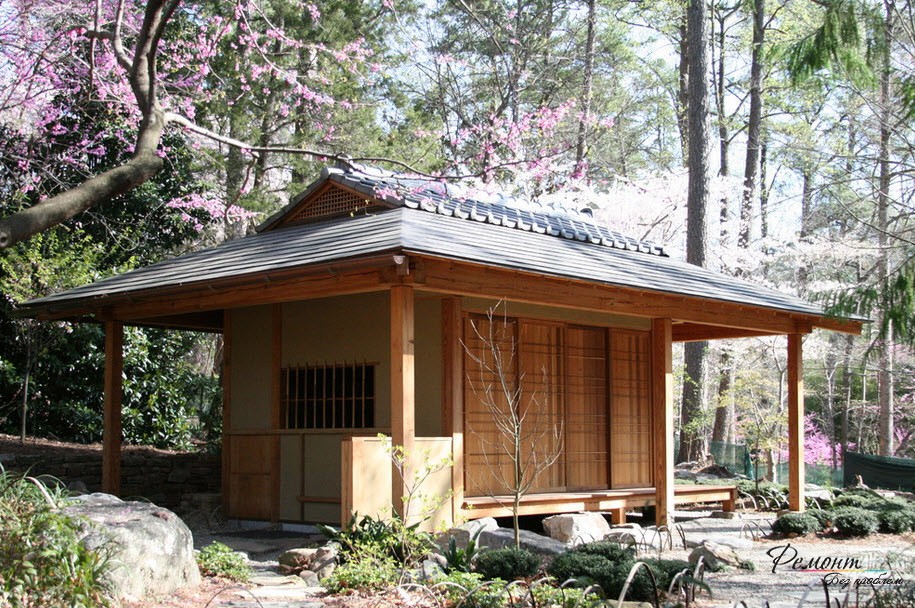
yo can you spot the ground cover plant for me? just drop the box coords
[196,541,251,582]
[772,487,915,537]
[0,469,111,607]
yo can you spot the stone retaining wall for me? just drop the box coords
[1,448,220,510]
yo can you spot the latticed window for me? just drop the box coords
[281,362,376,429]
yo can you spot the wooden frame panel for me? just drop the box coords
[221,311,232,514]
[442,297,464,519]
[651,319,674,526]
[788,333,805,511]
[102,320,123,495]
[391,285,415,517]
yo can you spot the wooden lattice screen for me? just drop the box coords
[281,361,376,430]
[283,186,384,226]
[609,330,653,488]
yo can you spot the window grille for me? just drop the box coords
[281,361,376,429]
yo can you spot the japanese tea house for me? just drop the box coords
[20,165,863,528]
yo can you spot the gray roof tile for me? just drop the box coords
[24,206,824,319]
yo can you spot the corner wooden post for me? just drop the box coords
[271,304,282,522]
[442,297,463,523]
[651,318,674,526]
[391,285,416,518]
[221,311,232,515]
[788,333,805,511]
[102,320,123,495]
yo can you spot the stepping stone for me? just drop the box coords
[220,538,277,555]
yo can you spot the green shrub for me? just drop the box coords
[548,551,611,586]
[474,547,539,580]
[0,471,111,607]
[772,512,822,536]
[833,493,881,510]
[833,507,879,537]
[322,553,400,593]
[196,542,251,582]
[642,558,693,590]
[546,546,660,602]
[531,584,604,608]
[319,513,432,567]
[806,509,833,529]
[430,571,508,608]
[878,508,915,534]
[570,541,635,562]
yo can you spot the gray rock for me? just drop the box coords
[311,545,337,580]
[478,527,566,556]
[298,570,320,586]
[674,470,698,481]
[684,535,754,550]
[67,480,89,494]
[710,510,739,519]
[436,517,499,550]
[688,541,742,572]
[60,493,200,602]
[278,548,318,569]
[422,559,445,580]
[543,512,611,546]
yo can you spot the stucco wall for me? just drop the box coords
[229,305,272,430]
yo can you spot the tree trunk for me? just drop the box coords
[575,0,596,176]
[759,140,769,239]
[678,0,711,463]
[840,333,854,459]
[739,0,764,249]
[20,365,30,443]
[876,0,894,457]
[712,350,731,443]
[677,13,690,164]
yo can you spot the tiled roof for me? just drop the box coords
[259,166,667,257]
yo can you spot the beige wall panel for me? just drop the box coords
[415,297,443,437]
[462,297,652,331]
[342,437,453,531]
[279,435,303,521]
[302,434,344,492]
[230,306,272,430]
[282,292,391,428]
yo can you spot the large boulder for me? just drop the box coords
[436,517,499,550]
[478,527,566,556]
[688,540,742,572]
[61,493,200,602]
[542,513,611,546]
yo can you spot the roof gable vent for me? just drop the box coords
[280,184,386,227]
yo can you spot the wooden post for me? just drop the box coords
[651,318,674,526]
[221,311,232,515]
[788,333,805,511]
[102,320,123,495]
[391,285,416,518]
[271,304,282,522]
[442,297,463,523]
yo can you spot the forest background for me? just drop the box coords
[1,0,912,485]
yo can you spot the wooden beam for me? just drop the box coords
[221,310,232,515]
[414,257,859,335]
[442,297,464,523]
[788,333,805,511]
[102,320,123,495]
[651,318,674,526]
[390,285,416,519]
[672,323,777,342]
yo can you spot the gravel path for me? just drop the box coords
[177,512,915,608]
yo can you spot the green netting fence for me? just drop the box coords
[843,451,915,491]
[677,440,844,486]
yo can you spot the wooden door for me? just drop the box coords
[518,320,565,492]
[565,326,609,490]
[463,315,518,496]
[609,330,653,488]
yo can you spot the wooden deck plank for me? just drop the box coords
[462,485,737,520]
